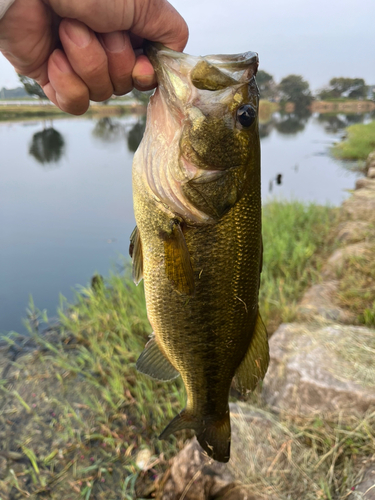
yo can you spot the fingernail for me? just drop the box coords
[54,50,72,74]
[101,31,125,53]
[133,75,156,88]
[65,19,91,48]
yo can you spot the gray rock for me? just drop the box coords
[350,466,375,499]
[262,322,375,415]
[343,187,375,223]
[297,280,355,323]
[367,167,375,179]
[356,178,375,190]
[337,220,372,244]
[366,151,375,170]
[322,242,369,279]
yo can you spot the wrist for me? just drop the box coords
[0,0,16,20]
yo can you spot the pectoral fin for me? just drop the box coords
[234,312,269,394]
[136,337,180,381]
[163,220,195,296]
[129,226,143,285]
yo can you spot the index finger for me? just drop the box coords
[46,0,188,51]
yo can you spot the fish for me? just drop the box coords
[130,43,269,463]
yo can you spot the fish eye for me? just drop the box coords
[237,104,256,128]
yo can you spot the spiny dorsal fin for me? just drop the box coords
[163,220,195,296]
[234,311,269,394]
[129,226,143,285]
[136,337,180,381]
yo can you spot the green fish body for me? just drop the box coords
[131,44,269,462]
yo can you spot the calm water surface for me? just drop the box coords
[0,112,365,334]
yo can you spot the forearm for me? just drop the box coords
[0,0,15,20]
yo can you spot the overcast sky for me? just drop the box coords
[0,0,374,91]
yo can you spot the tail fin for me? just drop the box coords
[159,408,231,463]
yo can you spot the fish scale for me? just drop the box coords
[131,43,269,462]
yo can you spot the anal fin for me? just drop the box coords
[234,311,269,394]
[136,337,180,381]
[163,220,195,296]
[129,226,143,285]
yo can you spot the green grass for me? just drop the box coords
[319,97,368,103]
[335,240,375,327]
[0,200,341,497]
[0,103,135,122]
[261,200,338,332]
[0,271,187,498]
[332,120,375,161]
[0,105,67,121]
[230,404,375,500]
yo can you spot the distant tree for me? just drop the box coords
[278,75,313,110]
[256,70,277,100]
[318,77,368,100]
[0,86,28,99]
[18,74,47,99]
[317,113,365,133]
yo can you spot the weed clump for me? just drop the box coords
[336,243,375,327]
[332,120,375,161]
[0,272,186,499]
[261,201,338,332]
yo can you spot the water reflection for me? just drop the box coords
[317,113,366,133]
[92,117,125,143]
[275,108,311,135]
[259,120,275,139]
[260,110,374,138]
[90,116,147,152]
[29,127,65,165]
[127,116,146,152]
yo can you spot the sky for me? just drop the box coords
[0,0,374,92]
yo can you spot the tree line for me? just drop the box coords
[16,73,374,112]
[258,72,371,101]
[257,71,372,110]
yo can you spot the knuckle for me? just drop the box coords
[60,89,89,115]
[82,58,108,81]
[90,88,114,102]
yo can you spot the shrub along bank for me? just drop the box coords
[332,120,375,161]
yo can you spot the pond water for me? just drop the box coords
[0,111,368,334]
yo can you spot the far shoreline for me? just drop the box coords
[0,98,374,123]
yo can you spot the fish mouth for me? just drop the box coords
[144,42,259,104]
[144,42,259,80]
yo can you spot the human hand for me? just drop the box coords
[0,0,188,114]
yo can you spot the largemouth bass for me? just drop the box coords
[130,43,269,463]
